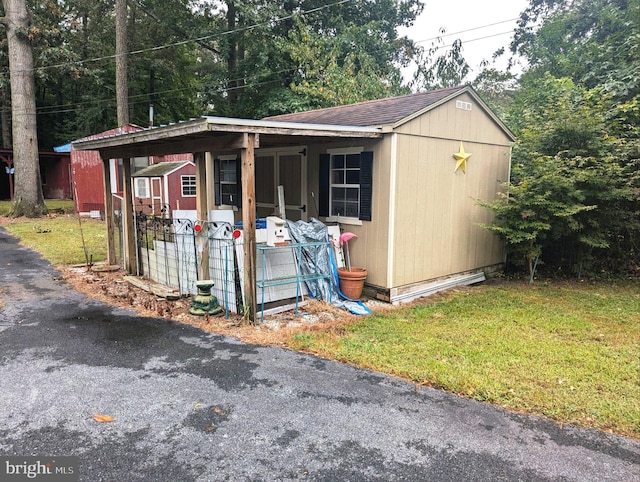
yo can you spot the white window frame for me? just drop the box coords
[134,177,150,198]
[326,146,363,226]
[181,175,197,197]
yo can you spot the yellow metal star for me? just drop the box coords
[453,142,472,173]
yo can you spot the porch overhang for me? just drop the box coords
[73,116,383,158]
[74,116,382,323]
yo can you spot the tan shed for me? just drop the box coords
[75,84,514,314]
[266,85,515,303]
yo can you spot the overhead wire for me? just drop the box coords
[0,0,356,75]
[3,4,523,118]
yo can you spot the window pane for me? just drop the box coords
[221,159,236,182]
[331,199,345,217]
[344,201,359,218]
[331,170,344,184]
[182,176,196,196]
[332,155,345,169]
[346,153,360,168]
[346,188,359,201]
[222,184,237,205]
[332,187,346,202]
[346,170,359,184]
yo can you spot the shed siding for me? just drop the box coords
[396,92,508,146]
[306,136,393,288]
[391,96,511,288]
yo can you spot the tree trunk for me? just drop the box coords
[115,0,129,126]
[1,0,46,217]
[1,88,11,149]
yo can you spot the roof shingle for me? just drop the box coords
[264,85,467,127]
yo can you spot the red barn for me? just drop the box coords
[68,125,193,215]
[1,148,72,201]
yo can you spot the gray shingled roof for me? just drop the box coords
[264,85,467,127]
[132,161,191,177]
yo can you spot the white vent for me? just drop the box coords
[456,100,472,111]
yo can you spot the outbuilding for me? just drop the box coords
[74,84,515,319]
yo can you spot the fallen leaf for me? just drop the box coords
[93,414,115,423]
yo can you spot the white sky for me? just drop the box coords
[399,0,530,84]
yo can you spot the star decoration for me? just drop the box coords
[453,142,472,173]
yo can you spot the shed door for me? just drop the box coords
[256,148,307,221]
[151,177,163,214]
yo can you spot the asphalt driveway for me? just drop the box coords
[0,226,638,481]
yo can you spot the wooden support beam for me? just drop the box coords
[241,134,257,323]
[121,158,136,273]
[205,152,215,212]
[101,158,116,265]
[95,133,259,160]
[194,152,209,280]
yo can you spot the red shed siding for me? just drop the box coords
[71,124,196,214]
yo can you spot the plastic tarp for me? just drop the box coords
[286,218,370,315]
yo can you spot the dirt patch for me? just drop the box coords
[57,264,408,346]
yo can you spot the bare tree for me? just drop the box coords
[0,0,46,216]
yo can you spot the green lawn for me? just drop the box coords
[0,199,75,216]
[1,205,638,439]
[1,215,107,265]
[289,281,640,439]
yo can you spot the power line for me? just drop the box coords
[0,0,356,75]
[429,30,517,51]
[413,17,520,45]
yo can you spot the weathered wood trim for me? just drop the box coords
[241,134,257,323]
[123,275,180,300]
[194,152,209,280]
[101,158,116,265]
[93,133,255,159]
[73,118,381,154]
[122,158,136,273]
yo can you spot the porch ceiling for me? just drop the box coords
[73,116,383,159]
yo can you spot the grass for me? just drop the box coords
[1,205,638,438]
[0,199,75,216]
[288,281,640,439]
[1,214,107,265]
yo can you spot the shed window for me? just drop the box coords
[319,150,373,221]
[134,178,149,198]
[181,175,196,197]
[214,157,242,207]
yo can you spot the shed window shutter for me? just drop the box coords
[359,151,373,221]
[214,158,221,206]
[319,153,330,217]
[235,158,242,208]
[214,158,241,207]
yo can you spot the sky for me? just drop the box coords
[398,0,530,84]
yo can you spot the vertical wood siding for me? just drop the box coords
[391,94,512,287]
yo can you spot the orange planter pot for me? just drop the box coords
[337,267,368,299]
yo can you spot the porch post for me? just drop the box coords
[205,152,215,210]
[241,134,257,323]
[194,152,209,280]
[122,157,136,273]
[101,157,116,265]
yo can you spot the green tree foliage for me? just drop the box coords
[2,0,424,147]
[412,36,470,90]
[511,0,639,100]
[199,0,422,118]
[478,0,640,278]
[482,74,640,277]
